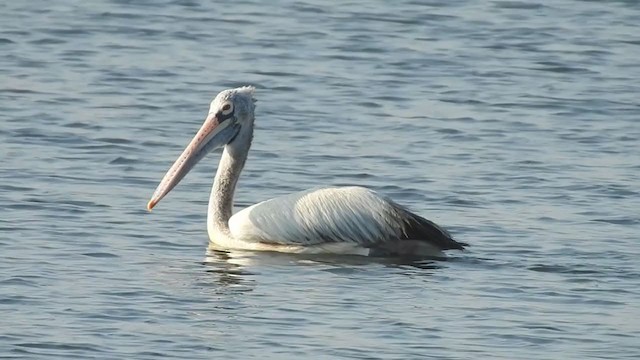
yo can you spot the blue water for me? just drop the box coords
[1,0,639,358]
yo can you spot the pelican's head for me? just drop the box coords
[147,86,256,211]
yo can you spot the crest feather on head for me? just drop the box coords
[236,85,256,103]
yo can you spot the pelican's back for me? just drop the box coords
[228,186,465,256]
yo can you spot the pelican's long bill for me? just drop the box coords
[147,113,239,211]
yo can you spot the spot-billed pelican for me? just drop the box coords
[147,86,466,257]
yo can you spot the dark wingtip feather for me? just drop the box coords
[393,204,467,251]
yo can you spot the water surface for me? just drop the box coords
[1,0,639,359]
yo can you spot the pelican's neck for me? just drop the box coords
[207,124,253,239]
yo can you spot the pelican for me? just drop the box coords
[147,86,466,257]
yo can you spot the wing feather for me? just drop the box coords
[229,186,465,251]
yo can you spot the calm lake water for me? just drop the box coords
[1,0,639,358]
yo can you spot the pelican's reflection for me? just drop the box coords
[204,244,445,280]
[202,247,259,289]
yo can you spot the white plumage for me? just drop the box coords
[230,187,394,245]
[148,86,466,257]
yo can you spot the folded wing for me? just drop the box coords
[229,186,465,252]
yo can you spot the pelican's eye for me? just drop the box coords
[221,102,234,116]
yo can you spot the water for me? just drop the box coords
[1,0,639,358]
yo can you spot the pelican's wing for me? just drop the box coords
[229,186,465,251]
